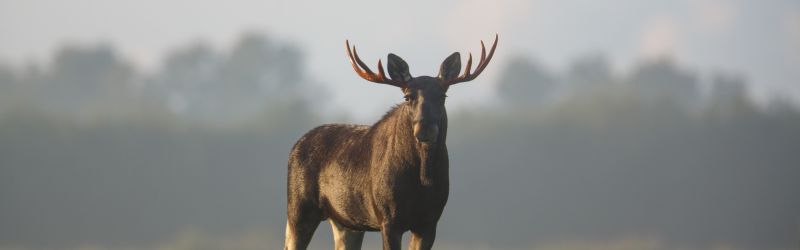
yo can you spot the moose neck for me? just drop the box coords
[372,104,448,186]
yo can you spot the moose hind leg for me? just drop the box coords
[329,220,365,250]
[284,219,321,250]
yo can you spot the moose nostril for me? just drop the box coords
[415,130,428,142]
[414,125,438,143]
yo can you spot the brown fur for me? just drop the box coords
[285,39,495,249]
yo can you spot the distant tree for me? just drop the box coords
[706,73,756,119]
[151,32,325,128]
[495,56,557,107]
[0,63,15,85]
[0,63,17,113]
[564,53,614,88]
[625,58,701,111]
[223,33,304,95]
[151,43,221,116]
[33,44,143,120]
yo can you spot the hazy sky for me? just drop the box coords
[1,0,798,121]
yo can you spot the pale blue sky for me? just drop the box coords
[1,0,798,121]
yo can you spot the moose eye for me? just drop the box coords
[404,94,415,102]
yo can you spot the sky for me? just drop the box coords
[1,0,798,121]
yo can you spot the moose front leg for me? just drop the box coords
[380,223,403,250]
[407,226,436,250]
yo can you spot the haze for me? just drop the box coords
[1,0,799,120]
[1,0,799,249]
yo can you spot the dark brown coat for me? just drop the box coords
[284,35,496,250]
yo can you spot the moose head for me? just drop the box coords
[345,34,498,144]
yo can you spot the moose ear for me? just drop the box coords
[387,53,412,82]
[438,52,461,82]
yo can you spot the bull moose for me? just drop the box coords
[285,35,498,250]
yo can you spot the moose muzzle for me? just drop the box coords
[413,122,439,144]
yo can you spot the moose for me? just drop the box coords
[285,35,498,250]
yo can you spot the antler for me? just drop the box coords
[447,34,499,86]
[345,40,407,88]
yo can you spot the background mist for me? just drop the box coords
[1,32,798,249]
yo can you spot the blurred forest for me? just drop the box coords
[1,32,799,250]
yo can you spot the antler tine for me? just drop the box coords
[377,59,387,81]
[346,40,368,78]
[463,53,473,78]
[351,46,375,75]
[450,34,498,86]
[480,40,487,65]
[345,40,405,87]
[472,35,497,77]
